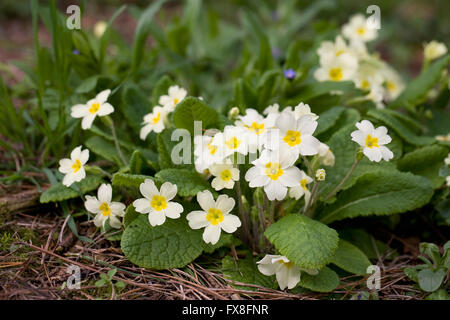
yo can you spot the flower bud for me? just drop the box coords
[315,168,326,181]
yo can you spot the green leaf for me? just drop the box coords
[121,214,203,269]
[367,109,434,146]
[330,239,371,274]
[234,78,258,111]
[202,234,241,254]
[222,255,277,290]
[397,145,449,188]
[389,54,450,110]
[315,106,345,136]
[264,214,339,270]
[173,97,219,134]
[40,175,103,203]
[318,170,434,224]
[256,70,280,110]
[129,150,156,175]
[426,289,450,300]
[404,267,419,283]
[155,169,214,197]
[290,81,355,102]
[111,173,157,189]
[339,229,395,260]
[121,85,152,134]
[299,266,340,293]
[123,205,140,228]
[75,75,98,93]
[418,268,446,292]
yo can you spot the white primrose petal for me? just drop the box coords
[380,146,394,161]
[364,147,382,162]
[85,196,101,214]
[276,112,296,133]
[186,210,209,229]
[297,115,318,136]
[58,159,73,174]
[70,146,83,160]
[221,214,241,233]
[148,211,166,226]
[249,174,271,188]
[279,167,303,187]
[215,195,235,215]
[164,202,183,219]
[202,225,221,245]
[110,202,126,217]
[96,89,111,104]
[133,198,152,214]
[356,120,374,135]
[81,113,96,130]
[93,213,105,228]
[298,135,320,156]
[140,124,153,140]
[197,190,216,212]
[97,102,114,116]
[159,182,177,201]
[275,266,290,290]
[286,266,301,289]
[350,130,366,146]
[79,149,89,165]
[109,216,122,229]
[264,181,287,201]
[211,177,224,191]
[71,104,89,118]
[62,172,76,187]
[97,184,112,203]
[140,179,159,199]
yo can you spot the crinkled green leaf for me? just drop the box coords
[222,255,277,291]
[397,145,449,188]
[112,173,158,189]
[123,205,140,228]
[299,266,340,293]
[264,214,339,270]
[330,239,371,274]
[129,150,156,175]
[155,168,215,197]
[318,170,434,224]
[121,214,203,269]
[40,175,103,203]
[173,97,219,134]
[315,106,345,136]
[85,135,130,166]
[121,84,152,134]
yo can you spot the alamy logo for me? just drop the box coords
[66,265,81,289]
[66,5,81,30]
[366,265,381,290]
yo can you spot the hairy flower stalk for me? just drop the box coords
[235,178,251,247]
[324,157,361,202]
[104,116,127,166]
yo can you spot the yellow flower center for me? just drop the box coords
[150,195,167,211]
[361,80,370,90]
[329,68,343,81]
[265,162,283,180]
[225,136,241,150]
[300,178,308,191]
[99,202,111,217]
[220,169,232,181]
[283,130,301,146]
[152,112,161,124]
[207,139,217,155]
[336,49,344,56]
[89,102,100,114]
[357,27,366,35]
[386,81,396,92]
[246,122,265,135]
[278,260,294,269]
[72,159,82,173]
[365,134,379,149]
[173,98,179,105]
[206,208,224,226]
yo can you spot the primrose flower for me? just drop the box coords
[351,120,394,162]
[266,112,320,163]
[211,125,248,157]
[423,41,447,62]
[194,132,224,173]
[209,163,240,191]
[257,255,318,290]
[288,170,313,204]
[381,67,404,101]
[342,14,377,43]
[436,133,450,142]
[133,179,183,227]
[140,106,168,140]
[245,148,303,201]
[85,184,125,229]
[317,35,355,64]
[236,109,277,152]
[292,102,318,121]
[187,191,241,245]
[94,21,107,38]
[58,146,89,187]
[71,89,114,130]
[445,153,450,166]
[159,85,187,113]
[263,103,280,116]
[314,55,358,82]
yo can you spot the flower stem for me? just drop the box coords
[235,180,251,246]
[107,117,127,166]
[304,181,318,216]
[324,158,361,202]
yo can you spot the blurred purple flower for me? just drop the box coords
[284,68,296,80]
[272,47,281,59]
[72,49,80,55]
